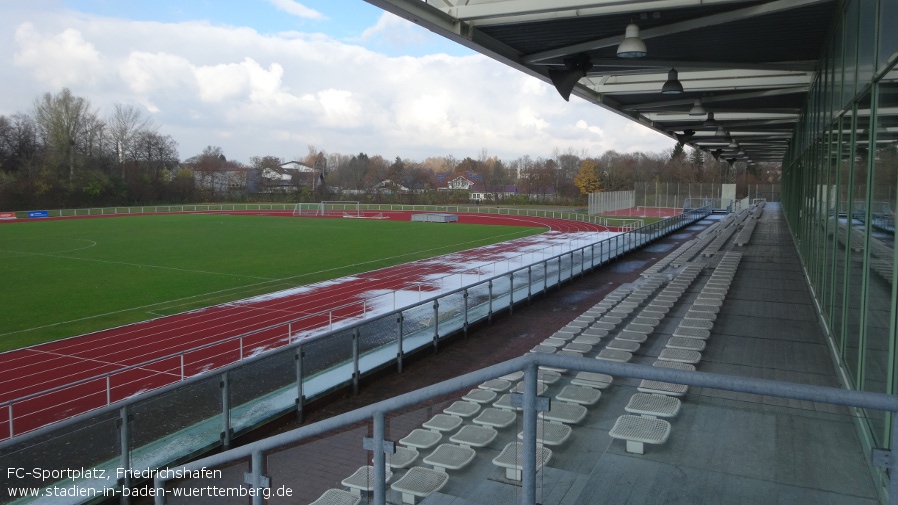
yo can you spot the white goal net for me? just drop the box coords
[316,201,360,217]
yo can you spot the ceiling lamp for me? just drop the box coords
[728,138,739,149]
[661,68,683,94]
[715,125,727,137]
[548,54,593,101]
[703,111,719,127]
[616,23,647,58]
[689,99,706,116]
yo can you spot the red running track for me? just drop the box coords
[0,211,610,438]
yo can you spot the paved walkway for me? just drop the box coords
[161,204,881,505]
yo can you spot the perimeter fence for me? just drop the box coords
[0,207,709,504]
[6,203,632,225]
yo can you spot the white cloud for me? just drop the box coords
[0,7,675,164]
[357,12,431,51]
[14,22,106,88]
[120,51,196,94]
[267,0,325,20]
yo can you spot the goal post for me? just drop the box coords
[292,201,363,217]
[316,201,361,217]
[292,203,318,216]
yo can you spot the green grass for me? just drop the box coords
[0,215,543,352]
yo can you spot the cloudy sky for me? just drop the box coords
[0,0,675,164]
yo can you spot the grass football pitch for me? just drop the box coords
[0,214,543,352]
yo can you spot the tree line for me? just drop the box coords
[0,88,779,211]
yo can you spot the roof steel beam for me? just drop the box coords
[450,0,744,24]
[522,0,829,63]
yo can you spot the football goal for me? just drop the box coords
[292,201,361,217]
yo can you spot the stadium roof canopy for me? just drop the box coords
[363,0,838,164]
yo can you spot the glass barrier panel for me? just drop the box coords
[465,282,493,324]
[436,292,466,339]
[129,375,222,469]
[399,303,437,355]
[511,268,531,305]
[558,254,573,282]
[297,330,355,400]
[229,350,297,434]
[0,411,120,501]
[490,274,512,313]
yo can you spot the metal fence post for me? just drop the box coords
[244,450,269,505]
[509,273,514,316]
[527,266,533,304]
[557,256,562,287]
[295,345,305,423]
[432,300,440,352]
[353,329,360,395]
[397,314,404,373]
[488,280,494,324]
[373,411,387,505]
[463,290,469,337]
[522,363,538,505]
[221,372,232,448]
[118,406,131,504]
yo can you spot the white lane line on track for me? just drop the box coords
[1,226,541,340]
[1,249,275,280]
[26,348,182,379]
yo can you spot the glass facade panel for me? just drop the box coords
[783,0,898,474]
[845,105,865,382]
[880,0,898,71]
[842,1,859,108]
[858,0,876,83]
[863,79,897,446]
[831,116,852,354]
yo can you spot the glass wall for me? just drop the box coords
[783,0,898,476]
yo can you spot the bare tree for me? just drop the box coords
[33,88,99,182]
[108,104,155,172]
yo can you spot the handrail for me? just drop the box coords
[150,352,898,505]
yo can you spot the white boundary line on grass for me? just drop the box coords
[0,226,543,340]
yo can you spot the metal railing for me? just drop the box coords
[10,203,634,226]
[0,209,709,504]
[147,352,898,505]
[0,209,704,440]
